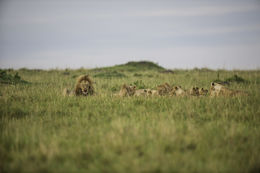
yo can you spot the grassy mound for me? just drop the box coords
[122,61,164,70]
[92,61,165,72]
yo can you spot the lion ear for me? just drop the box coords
[133,86,136,89]
[211,82,215,86]
[175,86,178,90]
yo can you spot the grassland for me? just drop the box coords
[0,62,260,173]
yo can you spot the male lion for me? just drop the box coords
[157,83,172,96]
[210,82,248,97]
[116,84,136,97]
[63,75,94,96]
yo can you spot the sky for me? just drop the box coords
[0,0,260,70]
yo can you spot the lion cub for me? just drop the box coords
[199,88,208,96]
[210,82,248,97]
[189,87,199,96]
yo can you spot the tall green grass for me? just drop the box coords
[0,62,260,173]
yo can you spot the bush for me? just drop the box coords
[0,70,29,84]
[213,74,248,85]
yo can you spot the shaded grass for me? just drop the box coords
[94,71,127,78]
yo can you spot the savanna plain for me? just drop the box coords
[0,61,260,173]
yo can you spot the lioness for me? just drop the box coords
[170,86,186,96]
[210,82,248,97]
[117,84,136,97]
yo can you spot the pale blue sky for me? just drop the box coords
[0,0,260,69]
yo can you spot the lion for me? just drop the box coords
[117,84,136,97]
[189,87,199,96]
[210,82,248,97]
[63,75,94,96]
[151,90,159,96]
[170,86,186,96]
[134,89,153,96]
[198,88,208,96]
[157,83,173,96]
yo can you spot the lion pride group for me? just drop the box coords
[63,75,248,97]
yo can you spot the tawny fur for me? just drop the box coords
[199,88,208,96]
[157,83,173,96]
[63,88,74,96]
[189,87,200,96]
[151,90,159,96]
[210,82,248,97]
[170,86,186,96]
[134,89,153,96]
[117,84,136,97]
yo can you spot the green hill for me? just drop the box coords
[92,61,165,72]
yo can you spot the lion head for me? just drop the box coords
[210,82,224,96]
[75,75,94,96]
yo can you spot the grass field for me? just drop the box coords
[1,61,260,173]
